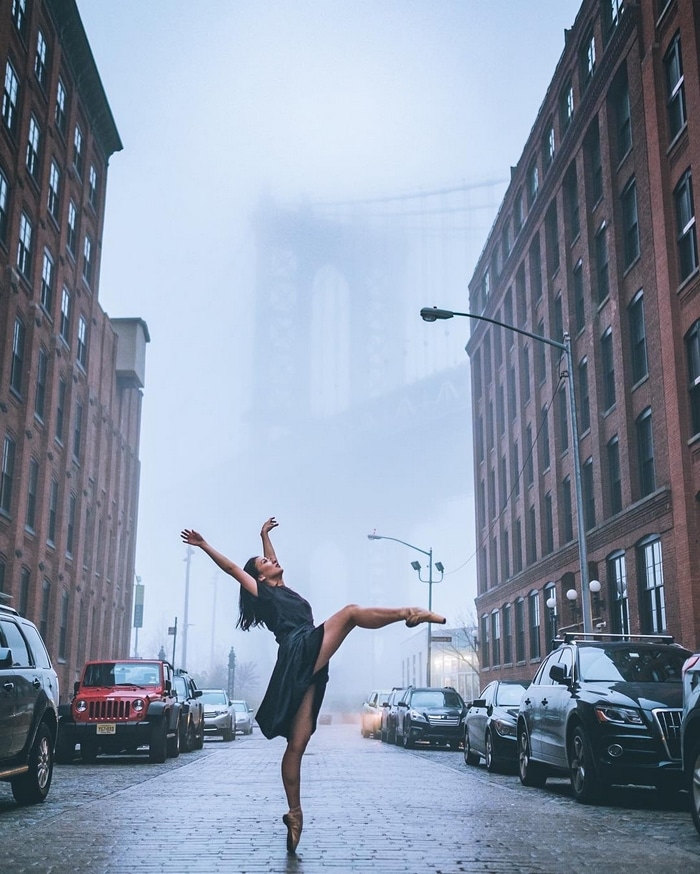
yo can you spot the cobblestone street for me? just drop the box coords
[1,723,700,873]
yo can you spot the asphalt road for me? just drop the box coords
[1,722,699,872]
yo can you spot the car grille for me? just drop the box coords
[427,715,460,727]
[652,708,682,760]
[88,699,133,720]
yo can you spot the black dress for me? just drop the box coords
[253,581,329,740]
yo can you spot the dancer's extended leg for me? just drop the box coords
[281,685,315,852]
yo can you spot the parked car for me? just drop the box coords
[200,689,234,741]
[0,603,59,805]
[380,688,405,744]
[464,680,527,771]
[517,634,691,803]
[230,699,254,735]
[173,669,205,752]
[395,686,466,749]
[56,659,182,763]
[681,652,700,834]
[361,689,391,738]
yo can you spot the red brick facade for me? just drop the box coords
[468,0,700,683]
[0,0,148,699]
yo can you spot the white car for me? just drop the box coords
[230,700,254,735]
[200,689,234,742]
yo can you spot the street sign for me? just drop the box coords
[133,583,144,628]
[431,635,452,642]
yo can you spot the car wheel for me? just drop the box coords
[463,730,479,766]
[167,718,181,758]
[518,726,547,787]
[403,726,415,749]
[222,721,234,742]
[149,719,168,763]
[361,724,370,738]
[11,723,54,805]
[569,724,601,804]
[194,720,205,750]
[485,730,499,773]
[182,717,195,753]
[380,727,387,743]
[690,743,700,835]
[80,741,99,763]
[388,727,396,745]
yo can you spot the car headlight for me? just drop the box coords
[132,698,145,712]
[492,718,517,738]
[409,710,427,722]
[594,705,644,726]
[75,699,87,713]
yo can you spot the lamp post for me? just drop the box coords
[420,305,593,634]
[367,533,444,684]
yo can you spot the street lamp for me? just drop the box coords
[367,532,444,684]
[420,305,593,634]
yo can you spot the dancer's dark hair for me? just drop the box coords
[237,557,268,631]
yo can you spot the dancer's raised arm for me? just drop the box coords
[180,529,258,596]
[260,516,279,562]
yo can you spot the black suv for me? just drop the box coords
[395,686,466,749]
[0,603,59,804]
[173,669,205,752]
[517,633,691,803]
[680,651,700,834]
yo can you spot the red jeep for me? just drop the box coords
[56,659,182,763]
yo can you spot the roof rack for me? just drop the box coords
[555,632,675,644]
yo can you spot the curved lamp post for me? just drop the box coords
[367,533,444,684]
[420,305,593,634]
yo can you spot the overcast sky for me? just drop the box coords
[75,0,581,689]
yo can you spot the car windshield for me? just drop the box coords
[410,690,463,708]
[378,692,391,705]
[200,690,228,705]
[82,662,160,687]
[231,702,247,712]
[495,684,527,706]
[578,646,687,683]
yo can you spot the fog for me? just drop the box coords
[76,0,581,707]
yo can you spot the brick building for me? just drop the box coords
[468,0,700,684]
[0,0,148,698]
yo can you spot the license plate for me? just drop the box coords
[96,723,116,735]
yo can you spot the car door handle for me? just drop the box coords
[3,682,14,693]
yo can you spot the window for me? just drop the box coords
[580,31,596,88]
[560,80,574,132]
[82,235,93,286]
[605,551,629,635]
[55,378,66,443]
[579,358,590,432]
[35,29,48,90]
[601,328,616,410]
[515,598,525,662]
[528,160,539,206]
[525,423,534,486]
[73,125,83,177]
[33,347,48,421]
[665,33,686,141]
[501,220,511,263]
[2,60,19,132]
[503,603,513,664]
[529,234,542,299]
[674,169,698,281]
[59,591,69,660]
[481,614,490,669]
[18,566,29,615]
[595,224,609,303]
[603,0,624,38]
[73,401,83,461]
[40,579,51,639]
[613,66,632,161]
[622,178,640,267]
[47,478,58,544]
[48,160,61,221]
[638,536,666,633]
[583,457,596,530]
[40,249,54,314]
[480,269,490,313]
[11,0,27,38]
[491,611,501,666]
[586,120,603,204]
[77,316,88,368]
[545,202,559,274]
[67,201,77,255]
[629,290,648,383]
[636,407,655,497]
[507,365,517,423]
[565,164,580,241]
[514,518,523,574]
[66,492,76,556]
[514,189,524,234]
[686,320,700,436]
[25,457,39,531]
[0,169,8,243]
[562,476,573,543]
[502,528,510,580]
[17,212,33,279]
[544,492,554,554]
[529,591,541,660]
[0,435,16,515]
[55,78,67,136]
[60,287,71,343]
[573,260,585,332]
[26,116,41,180]
[512,441,520,496]
[516,264,527,326]
[89,165,99,208]
[527,504,537,564]
[542,124,555,173]
[541,406,550,470]
[10,318,25,397]
[607,435,622,515]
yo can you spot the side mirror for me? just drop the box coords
[397,701,408,708]
[73,680,81,695]
[471,698,486,709]
[193,689,203,698]
[549,664,571,686]
[0,647,12,668]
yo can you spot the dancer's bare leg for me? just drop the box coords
[281,685,315,812]
[313,604,444,674]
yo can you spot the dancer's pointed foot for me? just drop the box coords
[283,806,303,853]
[405,608,447,628]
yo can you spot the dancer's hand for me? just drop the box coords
[181,529,205,547]
[261,517,279,536]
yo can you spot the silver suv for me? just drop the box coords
[0,604,59,804]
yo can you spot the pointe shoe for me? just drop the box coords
[405,608,447,628]
[282,807,303,853]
